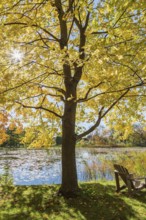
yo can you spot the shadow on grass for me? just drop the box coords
[64,182,143,220]
[0,182,146,220]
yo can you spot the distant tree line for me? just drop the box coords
[1,125,146,148]
[90,124,146,147]
[0,128,24,148]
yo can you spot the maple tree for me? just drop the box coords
[0,108,23,145]
[0,0,146,196]
[0,110,9,145]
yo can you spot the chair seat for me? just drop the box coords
[133,182,145,189]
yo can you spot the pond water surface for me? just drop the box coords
[0,147,145,185]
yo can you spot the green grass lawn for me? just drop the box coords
[0,181,146,220]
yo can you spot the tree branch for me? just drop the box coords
[67,0,75,13]
[77,89,132,139]
[67,17,75,42]
[77,82,146,103]
[77,107,104,139]
[101,89,130,118]
[37,84,66,95]
[0,72,49,95]
[92,31,108,35]
[16,101,62,118]
[84,11,90,30]
[4,22,60,42]
[77,82,103,102]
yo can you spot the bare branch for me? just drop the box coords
[84,11,90,30]
[92,31,108,35]
[0,72,49,95]
[104,3,131,38]
[77,88,133,139]
[110,60,144,83]
[16,101,62,118]
[67,17,75,42]
[113,4,130,28]
[4,22,60,42]
[102,89,130,118]
[20,94,44,101]
[77,107,104,139]
[105,38,133,48]
[124,95,146,98]
[37,84,66,95]
[77,82,146,103]
[37,31,50,48]
[67,0,75,13]
[46,93,65,101]
[77,82,103,102]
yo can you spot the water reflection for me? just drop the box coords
[0,147,145,185]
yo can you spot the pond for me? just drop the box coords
[0,147,146,185]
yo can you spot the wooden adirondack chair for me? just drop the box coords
[114,164,146,195]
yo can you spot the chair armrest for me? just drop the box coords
[129,173,134,175]
[133,177,146,180]
[128,177,146,183]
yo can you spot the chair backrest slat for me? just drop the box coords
[114,164,134,189]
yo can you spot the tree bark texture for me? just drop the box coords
[59,98,80,197]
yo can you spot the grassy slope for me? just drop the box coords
[0,181,146,220]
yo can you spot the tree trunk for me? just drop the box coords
[59,101,80,197]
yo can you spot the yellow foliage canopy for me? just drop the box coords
[0,0,145,145]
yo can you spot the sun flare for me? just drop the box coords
[11,49,24,62]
